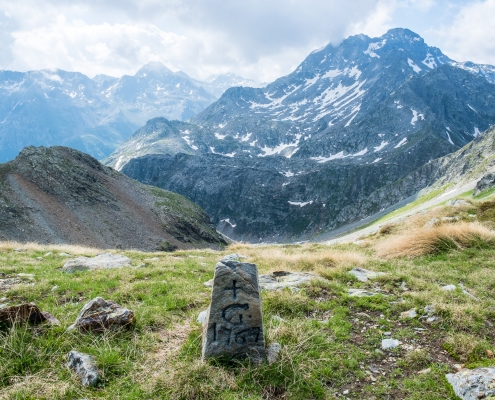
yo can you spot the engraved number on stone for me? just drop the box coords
[234,327,261,344]
[222,303,249,325]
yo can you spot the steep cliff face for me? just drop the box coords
[0,146,226,250]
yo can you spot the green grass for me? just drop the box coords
[2,201,495,398]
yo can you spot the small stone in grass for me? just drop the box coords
[381,339,400,350]
[67,351,100,386]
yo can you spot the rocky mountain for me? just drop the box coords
[0,64,259,163]
[0,146,226,250]
[113,28,495,242]
[199,73,266,98]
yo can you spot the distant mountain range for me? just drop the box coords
[0,63,264,162]
[111,28,495,242]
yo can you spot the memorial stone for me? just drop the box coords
[202,255,266,361]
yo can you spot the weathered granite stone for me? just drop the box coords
[197,309,208,325]
[0,303,47,325]
[381,339,400,350]
[348,289,381,297]
[202,255,265,361]
[348,268,385,282]
[62,253,132,273]
[267,343,282,364]
[67,350,100,387]
[258,271,316,291]
[68,297,134,332]
[446,367,495,400]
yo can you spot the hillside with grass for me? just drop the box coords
[2,189,495,399]
[0,146,226,251]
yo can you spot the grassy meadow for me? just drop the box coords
[2,196,495,399]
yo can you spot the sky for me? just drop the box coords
[0,0,494,82]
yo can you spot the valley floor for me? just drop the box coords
[2,193,495,399]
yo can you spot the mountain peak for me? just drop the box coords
[136,62,173,76]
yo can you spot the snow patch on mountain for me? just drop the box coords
[411,109,424,125]
[408,59,422,73]
[288,201,313,207]
[394,138,408,148]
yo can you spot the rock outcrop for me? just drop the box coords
[0,146,227,251]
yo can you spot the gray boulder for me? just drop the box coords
[446,367,495,399]
[67,350,100,387]
[348,268,385,282]
[258,271,317,291]
[68,297,134,332]
[62,253,132,273]
[474,173,495,195]
[267,343,282,364]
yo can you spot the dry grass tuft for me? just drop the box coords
[227,244,366,274]
[375,222,495,258]
[0,371,71,400]
[0,240,103,255]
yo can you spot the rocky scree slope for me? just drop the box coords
[349,124,495,215]
[0,146,226,250]
[0,63,263,163]
[114,29,495,242]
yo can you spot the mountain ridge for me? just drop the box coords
[114,28,495,242]
[0,63,263,163]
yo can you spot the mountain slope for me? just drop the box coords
[0,64,261,163]
[0,146,226,250]
[114,28,495,242]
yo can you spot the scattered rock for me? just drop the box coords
[348,289,381,297]
[267,343,282,364]
[14,248,26,252]
[423,218,439,228]
[0,277,22,290]
[202,255,265,361]
[68,297,134,332]
[44,252,53,257]
[383,332,392,336]
[348,268,386,282]
[220,254,247,262]
[62,253,132,273]
[400,309,417,319]
[17,273,35,279]
[442,284,457,291]
[203,278,214,287]
[271,315,284,323]
[59,252,71,257]
[424,305,435,315]
[258,271,317,291]
[418,368,431,374]
[0,303,58,325]
[459,283,479,301]
[381,339,400,350]
[143,257,159,261]
[51,285,59,291]
[197,309,208,325]
[446,367,495,400]
[67,350,100,387]
[426,316,439,323]
[400,281,409,291]
[446,199,471,207]
[474,173,495,195]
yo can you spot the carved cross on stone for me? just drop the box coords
[202,254,266,362]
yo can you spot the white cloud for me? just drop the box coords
[0,0,494,83]
[432,0,495,65]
